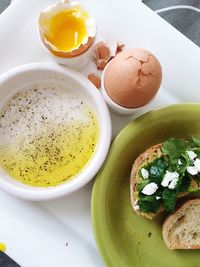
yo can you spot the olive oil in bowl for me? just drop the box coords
[0,83,98,187]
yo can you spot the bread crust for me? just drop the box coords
[162,198,200,249]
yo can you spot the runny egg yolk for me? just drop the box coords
[46,10,88,52]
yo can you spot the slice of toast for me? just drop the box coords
[162,198,200,249]
[130,143,199,220]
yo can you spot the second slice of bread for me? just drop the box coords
[162,198,200,249]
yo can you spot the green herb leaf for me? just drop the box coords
[138,194,161,213]
[139,194,156,202]
[161,138,188,164]
[162,188,177,212]
[179,173,191,192]
[188,136,200,148]
[149,158,168,183]
[172,157,187,175]
[138,199,161,213]
[196,173,200,183]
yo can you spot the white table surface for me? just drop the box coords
[0,0,200,266]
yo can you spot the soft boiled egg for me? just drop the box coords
[39,1,96,58]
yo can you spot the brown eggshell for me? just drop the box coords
[104,48,162,108]
[95,42,110,60]
[96,59,108,70]
[93,42,111,70]
[88,73,101,89]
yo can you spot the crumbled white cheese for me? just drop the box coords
[187,166,198,175]
[141,168,149,179]
[142,182,158,195]
[156,196,161,200]
[161,171,179,187]
[178,159,182,165]
[134,204,140,211]
[194,158,200,172]
[133,200,139,211]
[168,178,179,189]
[186,150,197,160]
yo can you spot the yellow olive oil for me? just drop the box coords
[0,83,98,187]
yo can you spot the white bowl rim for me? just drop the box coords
[0,62,112,200]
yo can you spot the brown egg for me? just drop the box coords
[104,48,162,108]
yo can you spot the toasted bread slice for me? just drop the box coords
[162,198,200,249]
[130,143,199,220]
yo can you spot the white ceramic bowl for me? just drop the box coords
[0,62,111,200]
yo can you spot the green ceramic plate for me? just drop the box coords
[92,104,200,267]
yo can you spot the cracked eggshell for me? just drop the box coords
[39,1,96,58]
[104,48,162,108]
[88,73,101,89]
[93,40,125,70]
[93,41,111,70]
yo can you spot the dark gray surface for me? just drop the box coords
[0,0,11,14]
[143,0,200,10]
[143,0,200,47]
[0,251,20,267]
[160,9,200,46]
